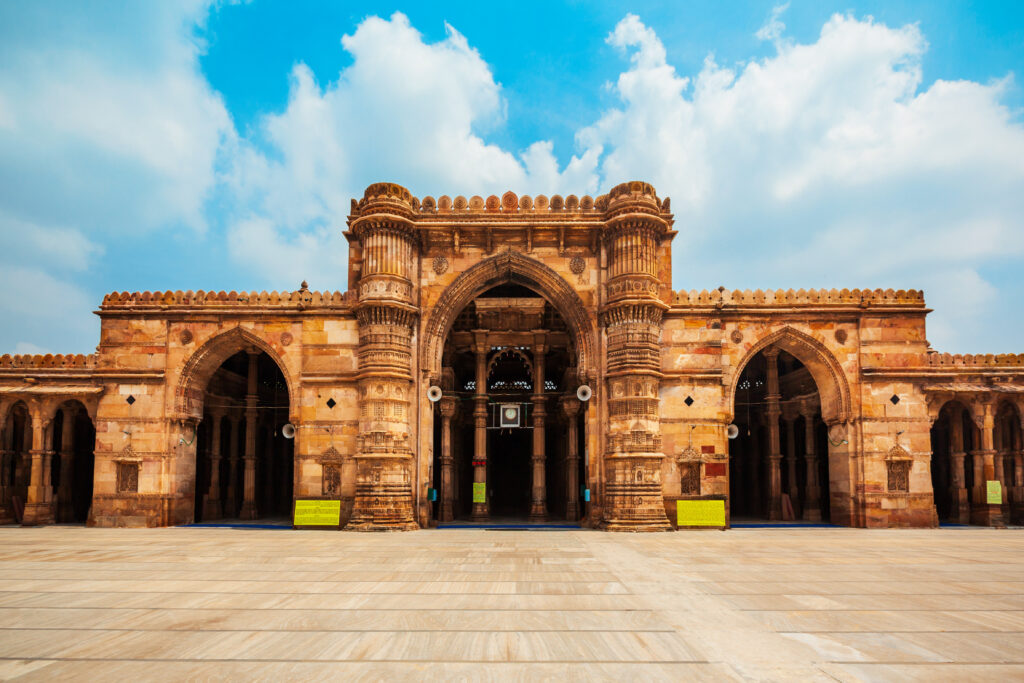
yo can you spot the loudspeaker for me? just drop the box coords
[726,423,739,439]
[576,384,593,402]
[281,423,296,439]
[427,385,443,402]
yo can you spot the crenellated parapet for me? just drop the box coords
[0,354,96,369]
[928,353,1024,367]
[671,287,926,309]
[100,288,355,311]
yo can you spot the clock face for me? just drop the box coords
[504,407,517,420]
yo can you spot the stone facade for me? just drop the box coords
[0,181,1021,530]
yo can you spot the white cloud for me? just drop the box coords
[224,12,599,286]
[573,13,1024,351]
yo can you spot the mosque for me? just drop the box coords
[0,181,1021,530]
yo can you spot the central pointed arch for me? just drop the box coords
[422,251,597,382]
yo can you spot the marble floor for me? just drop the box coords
[0,525,1021,681]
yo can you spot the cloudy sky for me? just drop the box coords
[1,1,1022,355]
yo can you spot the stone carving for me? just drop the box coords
[569,256,585,275]
[116,461,139,494]
[179,330,193,345]
[680,463,700,495]
[887,460,911,492]
[835,328,848,344]
[280,332,293,346]
[322,464,341,496]
[730,329,743,344]
[432,256,448,276]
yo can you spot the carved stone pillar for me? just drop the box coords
[471,333,489,521]
[529,333,548,522]
[561,396,581,520]
[600,182,671,531]
[971,401,1002,526]
[783,409,799,515]
[57,406,76,523]
[348,183,419,531]
[0,419,13,524]
[764,347,783,520]
[438,396,458,523]
[203,409,224,520]
[949,404,969,524]
[263,421,274,509]
[225,413,241,518]
[239,351,259,520]
[801,402,821,521]
[22,407,55,526]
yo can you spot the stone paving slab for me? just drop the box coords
[0,526,1021,680]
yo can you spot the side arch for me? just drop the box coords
[727,326,853,424]
[173,327,298,421]
[421,251,597,382]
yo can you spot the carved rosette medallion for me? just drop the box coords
[432,256,448,276]
[179,329,193,345]
[569,255,585,275]
[280,332,293,347]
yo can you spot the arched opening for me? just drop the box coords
[189,349,294,524]
[52,400,95,523]
[929,400,978,525]
[1,401,31,523]
[431,282,586,524]
[730,347,833,523]
[995,401,1020,521]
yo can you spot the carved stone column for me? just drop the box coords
[801,401,821,521]
[203,408,224,520]
[22,406,55,526]
[765,347,783,521]
[471,333,489,521]
[948,404,969,524]
[529,333,548,522]
[225,413,241,518]
[600,182,672,531]
[561,396,581,520]
[57,406,76,522]
[783,408,800,515]
[0,418,13,524]
[438,395,458,523]
[971,400,1002,526]
[262,421,274,508]
[348,183,419,531]
[239,351,259,520]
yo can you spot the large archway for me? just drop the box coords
[428,277,590,526]
[727,329,853,525]
[52,399,95,523]
[178,330,296,524]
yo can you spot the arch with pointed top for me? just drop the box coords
[421,251,596,382]
[174,327,298,422]
[726,326,853,425]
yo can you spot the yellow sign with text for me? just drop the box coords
[294,499,342,527]
[987,480,1003,505]
[473,482,486,504]
[677,499,726,527]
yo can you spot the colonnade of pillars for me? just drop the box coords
[436,333,582,523]
[933,402,1023,525]
[1,402,90,526]
[760,347,823,521]
[199,350,290,521]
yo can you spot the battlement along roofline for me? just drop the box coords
[0,353,96,369]
[347,181,673,222]
[671,287,927,309]
[927,352,1024,367]
[99,288,356,311]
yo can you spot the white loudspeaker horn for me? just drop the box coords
[427,385,443,402]
[726,424,740,439]
[281,423,296,439]
[576,384,593,402]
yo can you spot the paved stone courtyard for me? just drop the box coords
[0,527,1021,680]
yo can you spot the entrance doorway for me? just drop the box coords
[433,284,584,524]
[192,350,294,523]
[729,346,833,523]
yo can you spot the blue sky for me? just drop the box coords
[1,1,1022,355]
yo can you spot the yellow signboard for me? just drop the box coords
[473,482,486,504]
[987,480,1003,505]
[294,499,342,527]
[677,499,726,527]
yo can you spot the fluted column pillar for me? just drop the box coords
[765,347,783,521]
[438,396,458,522]
[529,333,548,522]
[348,183,419,531]
[948,404,969,523]
[22,405,54,526]
[801,401,821,521]
[203,408,224,520]
[57,406,76,522]
[471,333,489,521]
[561,396,581,520]
[239,351,259,520]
